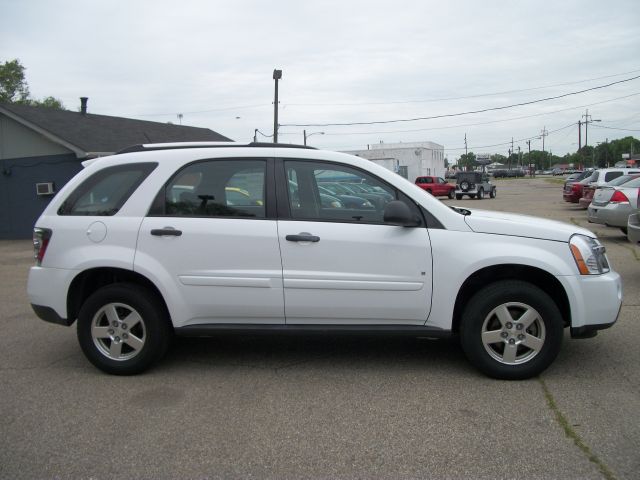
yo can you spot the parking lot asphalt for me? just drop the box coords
[0,177,638,480]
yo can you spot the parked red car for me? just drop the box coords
[563,176,594,203]
[415,176,455,198]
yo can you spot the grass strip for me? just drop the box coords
[538,377,617,480]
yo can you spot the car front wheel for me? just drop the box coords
[448,189,455,199]
[459,280,563,380]
[77,283,172,375]
[490,188,496,198]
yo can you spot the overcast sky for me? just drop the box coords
[2,0,639,160]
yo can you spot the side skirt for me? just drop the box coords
[175,324,452,339]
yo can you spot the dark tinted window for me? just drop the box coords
[157,159,266,218]
[604,171,623,182]
[58,163,157,216]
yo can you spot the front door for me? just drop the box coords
[277,159,432,325]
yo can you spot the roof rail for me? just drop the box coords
[116,141,317,155]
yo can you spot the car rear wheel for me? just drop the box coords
[456,194,463,200]
[459,280,563,380]
[477,188,484,199]
[490,188,496,198]
[77,283,172,375]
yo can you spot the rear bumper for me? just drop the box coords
[578,197,592,209]
[588,204,633,228]
[31,304,73,326]
[628,213,640,244]
[27,266,77,323]
[563,192,580,203]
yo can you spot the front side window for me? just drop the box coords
[284,160,419,224]
[58,163,157,216]
[157,159,266,218]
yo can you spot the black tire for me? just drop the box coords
[456,194,463,200]
[448,189,455,199]
[459,280,563,380]
[477,188,484,199]
[490,188,497,199]
[620,227,628,235]
[77,283,172,375]
[469,194,476,199]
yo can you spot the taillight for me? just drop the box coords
[33,228,52,266]
[610,190,629,204]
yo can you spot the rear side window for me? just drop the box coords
[604,171,623,182]
[58,163,157,216]
[151,159,266,219]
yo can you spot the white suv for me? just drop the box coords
[27,143,622,379]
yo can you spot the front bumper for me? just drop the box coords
[558,270,622,332]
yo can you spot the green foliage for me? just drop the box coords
[458,152,476,170]
[490,153,507,164]
[31,96,65,109]
[0,59,30,103]
[0,58,64,109]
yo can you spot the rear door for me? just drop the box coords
[135,158,284,327]
[277,159,432,325]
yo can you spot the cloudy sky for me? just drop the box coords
[2,0,639,160]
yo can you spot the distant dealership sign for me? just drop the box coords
[476,154,491,165]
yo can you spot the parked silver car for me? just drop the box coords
[588,176,640,234]
[628,213,640,245]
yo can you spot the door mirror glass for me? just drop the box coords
[383,201,420,227]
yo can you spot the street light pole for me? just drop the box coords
[303,130,324,146]
[273,69,282,143]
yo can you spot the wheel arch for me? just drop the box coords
[67,267,171,326]
[451,264,571,333]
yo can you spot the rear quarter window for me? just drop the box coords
[58,163,157,216]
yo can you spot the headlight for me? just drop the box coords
[569,234,610,275]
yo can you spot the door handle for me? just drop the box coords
[151,228,182,237]
[286,234,320,243]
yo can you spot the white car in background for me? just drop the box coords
[588,176,640,234]
[28,142,622,380]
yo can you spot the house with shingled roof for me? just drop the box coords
[0,99,232,238]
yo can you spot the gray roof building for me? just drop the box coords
[0,100,232,239]
[0,101,231,157]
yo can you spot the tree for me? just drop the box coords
[490,153,507,164]
[0,58,64,109]
[458,152,476,171]
[0,59,30,103]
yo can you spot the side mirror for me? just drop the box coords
[383,200,421,227]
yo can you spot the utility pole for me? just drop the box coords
[273,69,282,143]
[464,133,468,156]
[304,129,307,146]
[582,109,601,168]
[577,119,583,168]
[541,127,548,169]
[253,129,258,143]
[517,146,522,170]
[526,139,532,177]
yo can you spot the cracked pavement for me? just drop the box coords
[0,177,638,479]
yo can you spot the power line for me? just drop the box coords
[442,122,575,152]
[281,75,640,127]
[278,92,640,137]
[591,124,640,132]
[283,68,640,107]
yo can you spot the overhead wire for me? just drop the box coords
[283,68,640,107]
[278,92,640,137]
[280,75,640,127]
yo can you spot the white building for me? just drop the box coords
[343,141,445,181]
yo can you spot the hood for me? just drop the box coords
[462,208,594,242]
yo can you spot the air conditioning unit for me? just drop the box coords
[35,182,55,196]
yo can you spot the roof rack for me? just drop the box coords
[116,141,317,155]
